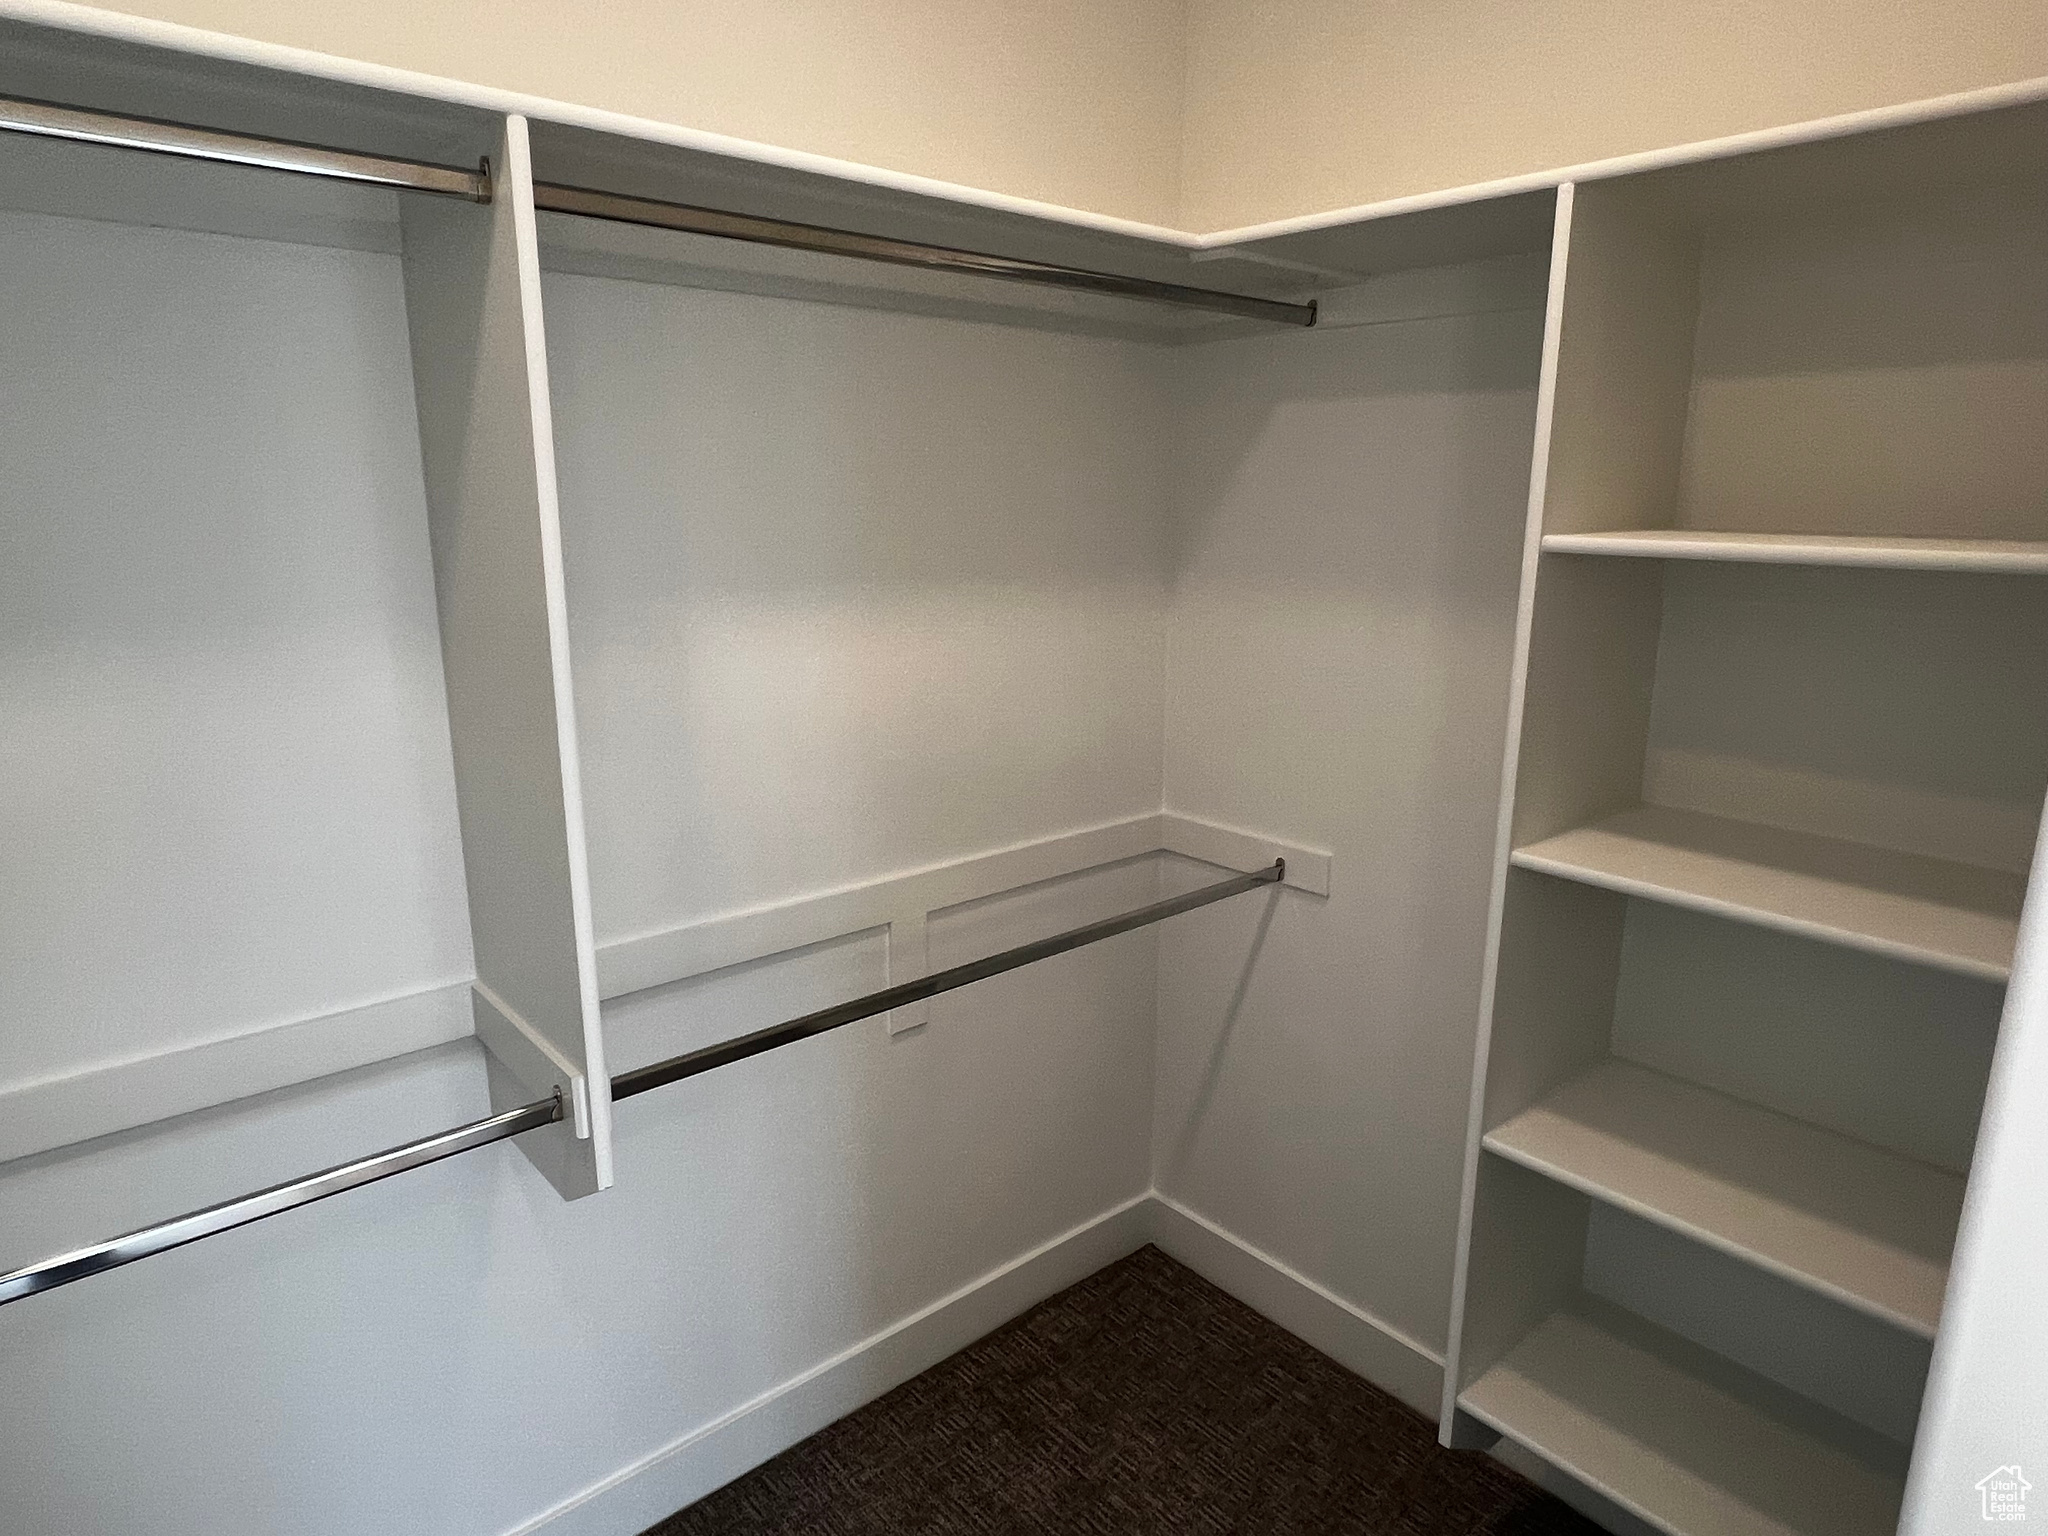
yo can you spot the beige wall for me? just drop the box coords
[1179,0,2048,230]
[80,0,2048,231]
[87,0,1190,226]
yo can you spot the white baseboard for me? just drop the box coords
[515,1193,1155,1536]
[1143,1193,1445,1418]
[518,1190,1444,1536]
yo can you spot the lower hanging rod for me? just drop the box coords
[0,1096,562,1307]
[0,93,490,200]
[0,860,1282,1308]
[611,858,1284,1099]
[531,182,1318,328]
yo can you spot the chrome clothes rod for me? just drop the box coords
[0,1097,563,1307]
[530,182,1319,328]
[0,860,1283,1308]
[0,95,1313,326]
[611,859,1285,1100]
[0,94,490,199]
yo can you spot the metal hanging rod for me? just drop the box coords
[530,182,1319,328]
[0,94,490,199]
[612,859,1284,1100]
[0,1096,562,1307]
[0,93,1312,326]
[0,860,1283,1308]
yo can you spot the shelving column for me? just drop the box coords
[1439,116,2048,1535]
[399,114,613,1197]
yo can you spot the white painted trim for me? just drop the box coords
[595,814,1165,1001]
[0,980,473,1165]
[1193,74,2048,250]
[7,0,2046,252]
[0,808,1329,1168]
[1144,1193,1445,1419]
[508,1192,1155,1536]
[1160,811,1332,897]
[596,810,1332,1005]
[0,0,1195,247]
[504,1190,1443,1534]
[884,906,931,1036]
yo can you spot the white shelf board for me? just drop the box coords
[1542,529,2048,572]
[1463,1302,1907,1536]
[1512,806,2022,981]
[1486,1059,1961,1336]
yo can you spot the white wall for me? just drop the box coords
[0,197,475,1131]
[1152,302,1543,1362]
[0,208,1174,1536]
[541,270,1175,935]
[68,0,1191,226]
[57,0,2048,234]
[1179,0,2048,229]
[0,188,1556,1528]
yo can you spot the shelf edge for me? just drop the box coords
[1509,846,2013,983]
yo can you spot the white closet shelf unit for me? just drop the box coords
[1445,86,2048,1536]
[1513,805,2023,982]
[1461,1300,1908,1536]
[1484,1058,1961,1337]
[1542,529,2048,572]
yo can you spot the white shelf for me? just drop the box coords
[1542,529,2048,571]
[1512,805,2023,981]
[1486,1059,1962,1336]
[1463,1302,1907,1536]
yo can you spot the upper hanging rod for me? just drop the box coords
[536,185,1318,331]
[0,860,1283,1308]
[531,182,1318,327]
[0,93,1313,326]
[0,94,489,199]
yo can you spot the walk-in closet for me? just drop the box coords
[1,8,2043,1535]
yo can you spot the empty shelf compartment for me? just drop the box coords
[1462,1300,1908,1536]
[1485,1059,1962,1336]
[1512,806,2022,981]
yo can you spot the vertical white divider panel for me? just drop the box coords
[1443,175,1703,1441]
[1438,185,1578,1444]
[398,115,613,1197]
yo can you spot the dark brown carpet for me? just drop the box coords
[644,1244,1601,1535]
